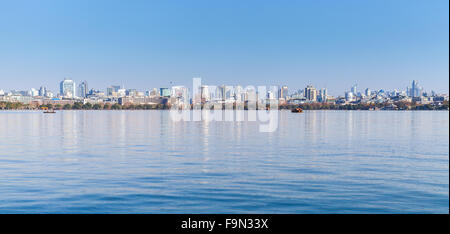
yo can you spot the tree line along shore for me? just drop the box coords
[1,101,448,111]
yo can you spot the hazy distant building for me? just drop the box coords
[126,89,138,97]
[245,88,257,103]
[365,88,371,97]
[171,86,189,107]
[116,88,126,97]
[171,86,188,99]
[60,78,76,98]
[279,86,288,100]
[149,88,158,97]
[106,85,121,96]
[408,80,422,98]
[39,86,46,97]
[234,85,245,103]
[345,91,355,102]
[318,88,327,102]
[215,85,234,101]
[78,81,88,98]
[304,85,317,102]
[215,85,226,101]
[351,84,357,95]
[46,91,54,98]
[29,88,39,97]
[200,85,210,103]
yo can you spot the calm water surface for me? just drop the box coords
[0,110,448,213]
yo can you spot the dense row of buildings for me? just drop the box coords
[0,79,448,108]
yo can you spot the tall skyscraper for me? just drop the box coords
[365,88,371,97]
[60,78,76,98]
[412,80,418,97]
[200,85,210,102]
[279,86,288,99]
[78,81,88,98]
[304,85,317,102]
[39,86,46,97]
[319,88,327,102]
[409,80,422,98]
[351,84,357,95]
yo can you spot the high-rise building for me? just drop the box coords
[60,78,76,98]
[365,88,371,97]
[29,88,39,97]
[318,88,327,102]
[267,90,276,100]
[412,80,418,97]
[351,84,357,94]
[216,85,226,101]
[171,86,188,98]
[39,86,46,97]
[345,91,354,102]
[149,88,158,96]
[304,85,317,102]
[171,86,189,106]
[408,80,422,98]
[235,85,245,103]
[126,89,138,97]
[279,86,288,100]
[160,88,171,97]
[106,85,121,96]
[216,85,234,101]
[228,87,235,101]
[200,85,210,102]
[78,81,88,98]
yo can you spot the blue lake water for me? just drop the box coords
[0,110,448,213]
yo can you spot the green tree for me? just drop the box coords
[111,103,122,110]
[93,103,102,110]
[63,104,72,110]
[82,103,92,110]
[72,102,83,109]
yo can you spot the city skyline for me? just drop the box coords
[1,77,447,111]
[1,78,446,99]
[0,0,448,94]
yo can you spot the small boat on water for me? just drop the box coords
[291,107,303,113]
[42,106,56,113]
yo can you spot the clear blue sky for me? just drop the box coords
[0,0,448,95]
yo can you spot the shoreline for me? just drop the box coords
[1,101,449,111]
[1,109,448,112]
